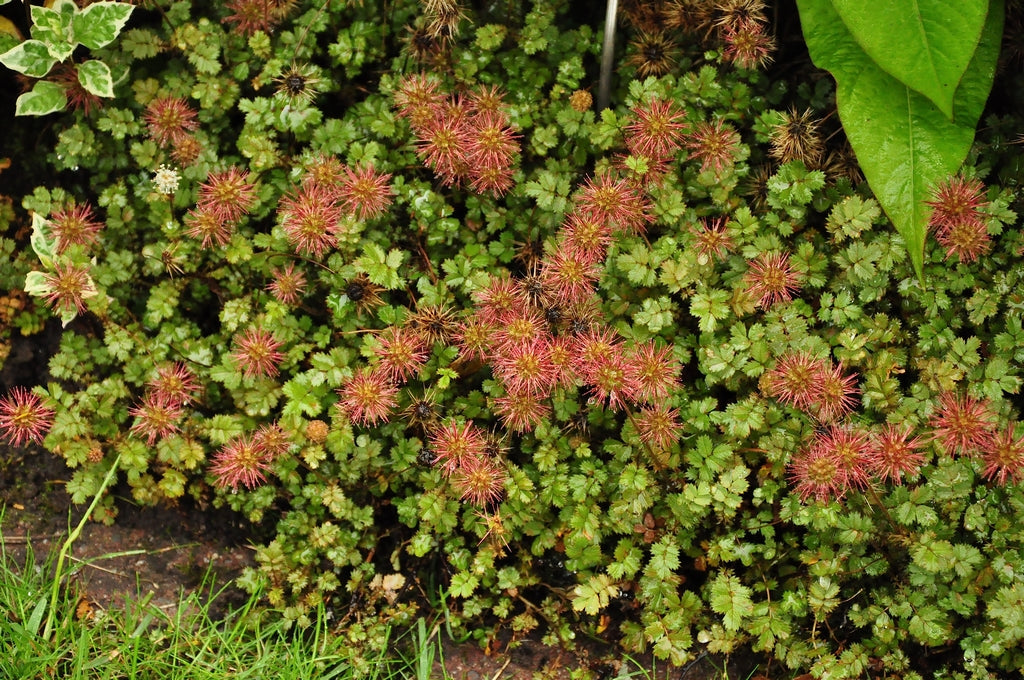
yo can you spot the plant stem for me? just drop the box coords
[597,0,618,111]
[43,453,122,641]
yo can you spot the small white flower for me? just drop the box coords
[153,164,181,195]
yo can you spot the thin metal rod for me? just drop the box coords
[597,0,618,112]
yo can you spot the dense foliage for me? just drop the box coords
[2,0,1024,677]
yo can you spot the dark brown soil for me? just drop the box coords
[0,444,255,616]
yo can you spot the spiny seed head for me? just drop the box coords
[408,305,458,345]
[144,97,199,147]
[403,395,439,428]
[685,120,743,175]
[626,97,687,161]
[929,391,996,456]
[185,207,233,248]
[278,183,343,258]
[539,249,601,307]
[867,424,926,484]
[721,22,775,70]
[450,456,507,507]
[170,134,203,166]
[231,327,285,379]
[631,340,681,403]
[744,250,801,309]
[148,362,200,406]
[561,210,614,265]
[813,362,860,423]
[468,84,507,114]
[210,434,272,490]
[394,73,444,128]
[338,368,399,426]
[50,201,104,253]
[197,167,258,224]
[575,173,653,235]
[129,392,184,445]
[253,422,292,459]
[713,0,768,30]
[983,423,1024,485]
[491,338,557,397]
[429,419,488,477]
[770,108,823,166]
[935,218,991,263]
[339,164,393,220]
[222,0,278,36]
[491,391,550,433]
[690,216,734,264]
[273,64,323,105]
[41,261,98,319]
[626,32,679,78]
[788,425,872,504]
[926,175,989,232]
[345,273,384,313]
[453,313,493,364]
[405,24,445,62]
[267,262,308,307]
[374,326,430,383]
[762,351,829,413]
[634,405,682,450]
[0,387,55,447]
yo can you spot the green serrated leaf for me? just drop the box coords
[912,536,956,572]
[282,376,325,417]
[572,574,618,615]
[709,571,754,631]
[648,536,680,579]
[830,0,988,119]
[449,571,478,598]
[690,286,731,332]
[797,0,1003,278]
[77,59,113,97]
[608,539,643,580]
[72,1,134,50]
[0,39,58,77]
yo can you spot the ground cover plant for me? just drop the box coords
[2,0,1024,677]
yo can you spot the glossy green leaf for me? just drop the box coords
[0,39,58,77]
[830,0,989,119]
[797,0,1003,278]
[77,59,114,97]
[15,80,67,116]
[29,2,75,61]
[30,212,56,268]
[72,1,134,50]
[23,270,51,298]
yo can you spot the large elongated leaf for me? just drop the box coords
[830,0,988,120]
[797,0,1003,278]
